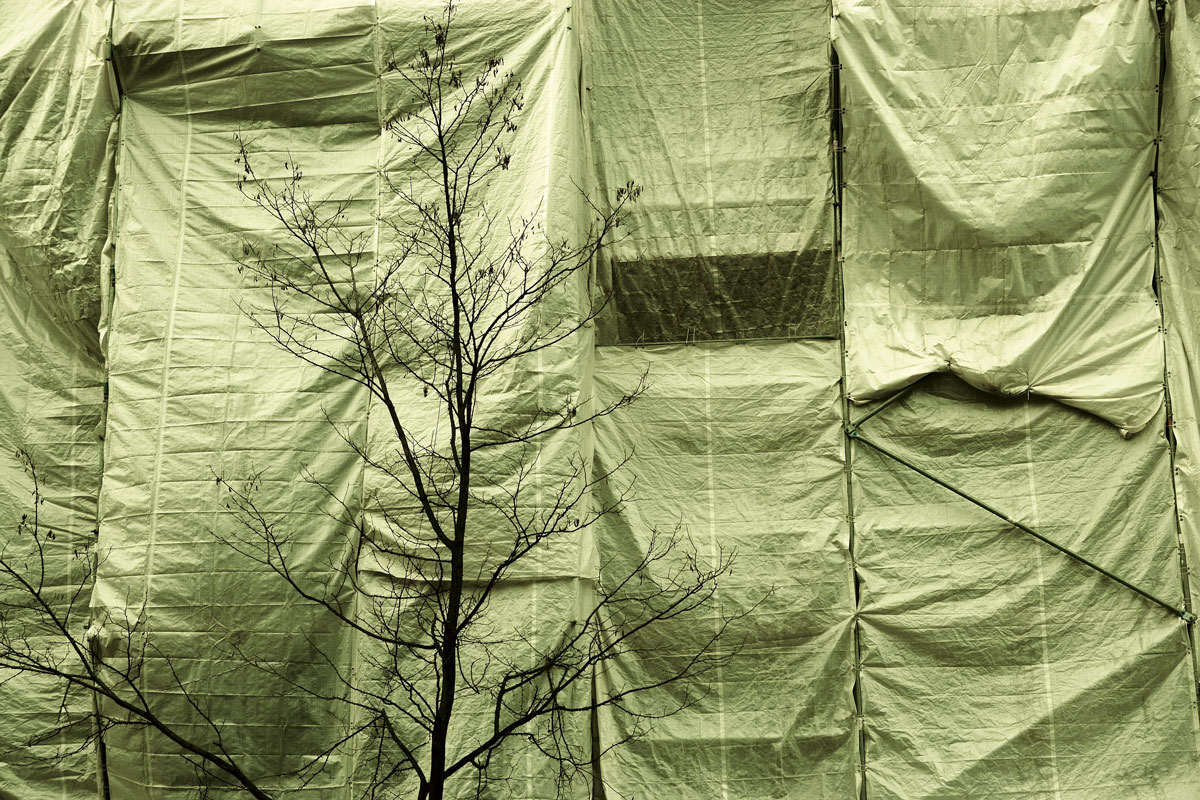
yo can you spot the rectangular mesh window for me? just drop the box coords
[599,248,836,344]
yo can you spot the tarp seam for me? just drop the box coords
[92,1,123,796]
[575,3,609,793]
[351,4,385,796]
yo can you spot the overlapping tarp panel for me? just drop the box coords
[367,4,598,795]
[0,1,114,796]
[853,376,1199,799]
[112,0,376,126]
[591,342,855,799]
[582,0,836,344]
[1160,0,1200,633]
[836,0,1164,435]
[99,3,378,796]
[0,0,116,325]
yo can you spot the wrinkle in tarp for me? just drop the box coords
[835,0,1165,435]
[7,0,1200,798]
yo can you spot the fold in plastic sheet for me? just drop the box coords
[592,341,856,800]
[835,0,1164,435]
[583,0,837,344]
[0,0,114,796]
[852,376,1200,799]
[99,2,378,796]
[1161,0,1200,644]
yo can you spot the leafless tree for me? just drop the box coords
[219,2,750,799]
[0,3,750,798]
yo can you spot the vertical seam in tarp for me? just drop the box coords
[94,2,122,796]
[138,0,196,785]
[524,1,566,792]
[1153,0,1200,721]
[575,4,608,794]
[830,10,866,798]
[357,1,384,795]
[61,0,94,770]
[700,348,730,800]
[1023,403,1062,800]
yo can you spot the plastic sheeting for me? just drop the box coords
[583,0,837,344]
[592,341,856,799]
[8,0,1200,798]
[835,0,1165,436]
[98,0,597,797]
[98,1,379,795]
[851,377,1198,799]
[0,0,114,796]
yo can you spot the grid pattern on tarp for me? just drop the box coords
[584,0,838,344]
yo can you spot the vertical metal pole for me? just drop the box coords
[830,22,868,800]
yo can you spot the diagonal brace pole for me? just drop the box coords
[849,429,1194,622]
[846,382,920,435]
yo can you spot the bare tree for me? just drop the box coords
[0,3,750,798]
[218,2,749,799]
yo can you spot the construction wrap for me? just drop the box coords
[592,341,855,799]
[835,0,1165,436]
[0,0,114,796]
[99,0,379,795]
[851,377,1199,799]
[99,0,595,796]
[8,0,1200,798]
[583,0,837,344]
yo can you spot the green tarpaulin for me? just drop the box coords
[3,1,1200,798]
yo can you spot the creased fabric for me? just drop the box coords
[853,376,1198,800]
[836,0,1163,435]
